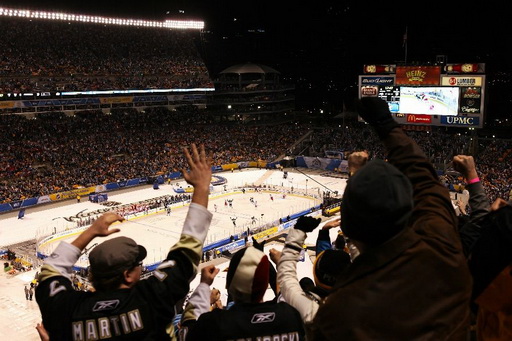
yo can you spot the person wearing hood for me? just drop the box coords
[308,97,472,340]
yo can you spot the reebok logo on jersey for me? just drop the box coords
[92,299,120,312]
[251,312,275,323]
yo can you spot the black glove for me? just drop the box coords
[294,216,321,233]
[356,97,399,139]
[252,237,265,251]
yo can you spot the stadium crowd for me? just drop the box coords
[0,17,213,92]
[0,106,312,203]
[310,125,512,205]
[2,106,512,206]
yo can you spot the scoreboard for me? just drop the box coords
[358,63,486,128]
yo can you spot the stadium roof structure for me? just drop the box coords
[220,63,280,75]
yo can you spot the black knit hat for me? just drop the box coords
[226,246,270,303]
[341,159,413,246]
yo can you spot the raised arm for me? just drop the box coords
[357,97,458,243]
[278,216,322,324]
[180,264,220,337]
[453,154,490,221]
[38,212,124,283]
[165,143,213,264]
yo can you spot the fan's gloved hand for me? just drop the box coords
[356,97,399,139]
[294,216,321,233]
[252,237,266,251]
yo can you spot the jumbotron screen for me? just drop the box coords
[358,64,486,128]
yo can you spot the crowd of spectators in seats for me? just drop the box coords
[0,17,213,92]
[2,106,511,206]
[0,106,311,203]
[472,138,512,203]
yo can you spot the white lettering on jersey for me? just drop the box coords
[85,319,98,340]
[49,280,67,297]
[72,322,84,341]
[153,259,176,281]
[72,310,143,340]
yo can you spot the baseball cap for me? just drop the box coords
[89,237,147,278]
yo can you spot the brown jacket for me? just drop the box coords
[309,128,472,340]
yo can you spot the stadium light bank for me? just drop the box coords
[0,7,204,30]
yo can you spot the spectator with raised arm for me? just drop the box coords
[276,215,351,325]
[316,151,368,255]
[451,154,512,339]
[35,144,213,340]
[309,97,472,340]
[180,246,305,341]
[452,154,492,256]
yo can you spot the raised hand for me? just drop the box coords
[453,155,478,181]
[72,212,124,250]
[200,264,220,286]
[356,97,399,138]
[182,144,212,208]
[89,212,124,237]
[294,215,321,233]
[182,143,212,191]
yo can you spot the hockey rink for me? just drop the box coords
[0,168,346,341]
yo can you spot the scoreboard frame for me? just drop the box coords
[358,64,486,128]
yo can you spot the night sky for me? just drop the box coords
[2,1,510,117]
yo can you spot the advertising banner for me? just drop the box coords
[360,76,395,86]
[406,114,432,124]
[440,116,480,126]
[460,87,482,114]
[49,187,95,201]
[301,156,332,170]
[252,226,278,240]
[99,96,133,104]
[37,195,52,204]
[221,163,239,171]
[396,66,441,85]
[0,203,12,213]
[441,76,483,87]
[20,197,38,208]
[0,101,15,108]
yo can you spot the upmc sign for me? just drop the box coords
[440,116,480,126]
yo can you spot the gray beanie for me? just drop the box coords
[341,159,413,246]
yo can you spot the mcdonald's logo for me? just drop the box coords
[406,114,431,123]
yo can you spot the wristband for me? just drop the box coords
[467,177,480,184]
